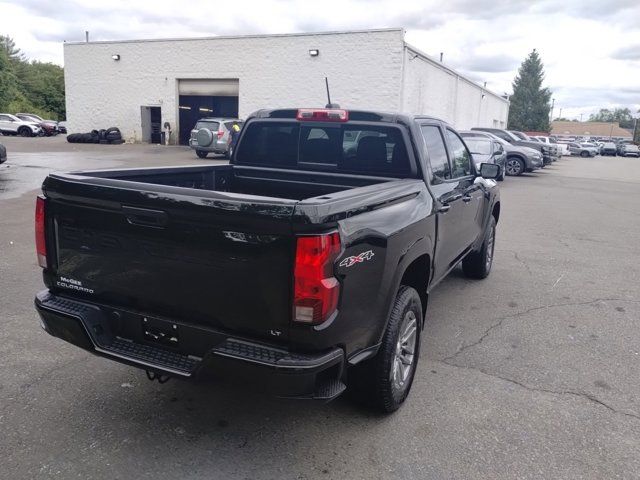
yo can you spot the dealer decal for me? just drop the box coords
[56,276,94,294]
[339,250,375,268]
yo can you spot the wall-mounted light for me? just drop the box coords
[111,54,120,61]
[309,49,319,57]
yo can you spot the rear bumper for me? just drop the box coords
[189,139,228,153]
[35,290,346,400]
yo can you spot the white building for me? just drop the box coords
[64,28,509,144]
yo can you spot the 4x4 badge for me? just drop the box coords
[339,250,375,268]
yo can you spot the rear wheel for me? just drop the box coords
[18,127,32,137]
[580,151,589,157]
[505,157,524,176]
[349,286,422,413]
[196,150,208,159]
[462,216,496,279]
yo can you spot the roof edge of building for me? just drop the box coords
[403,43,509,105]
[64,27,405,47]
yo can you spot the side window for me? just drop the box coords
[420,125,450,183]
[445,130,472,178]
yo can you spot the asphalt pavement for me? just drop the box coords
[1,136,639,479]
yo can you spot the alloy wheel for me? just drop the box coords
[391,311,418,393]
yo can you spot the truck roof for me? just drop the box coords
[249,108,449,126]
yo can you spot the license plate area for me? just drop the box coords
[142,316,179,348]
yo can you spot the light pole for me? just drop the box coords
[550,98,555,122]
[559,107,563,119]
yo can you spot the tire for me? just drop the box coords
[497,166,505,181]
[196,150,208,159]
[349,286,422,413]
[505,157,525,176]
[462,216,497,279]
[580,151,589,158]
[18,127,32,137]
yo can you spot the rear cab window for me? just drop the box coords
[235,120,413,177]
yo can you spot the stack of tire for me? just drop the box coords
[67,127,124,144]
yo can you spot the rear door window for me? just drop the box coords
[446,129,472,178]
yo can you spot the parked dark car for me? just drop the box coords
[620,144,640,157]
[462,130,543,176]
[16,113,59,136]
[459,131,506,180]
[600,142,617,156]
[472,127,553,165]
[34,108,501,413]
[0,141,6,164]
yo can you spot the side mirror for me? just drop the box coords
[479,163,500,179]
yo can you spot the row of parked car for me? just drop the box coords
[188,118,563,179]
[0,113,67,137]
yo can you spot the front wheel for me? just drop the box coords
[580,151,589,158]
[505,158,524,176]
[462,216,496,279]
[195,150,208,159]
[19,127,32,137]
[349,286,422,413]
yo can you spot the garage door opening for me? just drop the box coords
[178,79,239,145]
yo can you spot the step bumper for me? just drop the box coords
[35,290,346,400]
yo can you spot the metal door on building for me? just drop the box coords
[178,79,239,145]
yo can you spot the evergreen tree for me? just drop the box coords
[507,50,552,132]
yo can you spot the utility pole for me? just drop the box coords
[559,107,562,119]
[550,98,555,121]
[580,113,583,122]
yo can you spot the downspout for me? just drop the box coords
[399,42,407,112]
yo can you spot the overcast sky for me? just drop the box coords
[1,0,639,120]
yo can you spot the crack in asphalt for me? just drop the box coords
[437,359,640,422]
[441,297,640,363]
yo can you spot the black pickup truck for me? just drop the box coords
[35,108,501,412]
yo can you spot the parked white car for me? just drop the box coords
[533,135,568,156]
[0,113,43,137]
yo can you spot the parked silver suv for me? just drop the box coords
[189,117,243,158]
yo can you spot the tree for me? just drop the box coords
[0,34,65,119]
[507,49,552,132]
[589,108,634,128]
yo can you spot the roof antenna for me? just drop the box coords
[325,77,339,109]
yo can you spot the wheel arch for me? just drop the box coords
[398,253,430,325]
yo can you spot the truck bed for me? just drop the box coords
[72,164,391,201]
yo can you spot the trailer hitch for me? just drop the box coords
[145,370,170,384]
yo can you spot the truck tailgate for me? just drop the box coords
[43,174,297,342]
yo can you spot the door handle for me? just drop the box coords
[462,195,473,203]
[437,204,451,213]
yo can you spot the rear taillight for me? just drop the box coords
[35,195,47,268]
[217,130,224,139]
[293,232,341,325]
